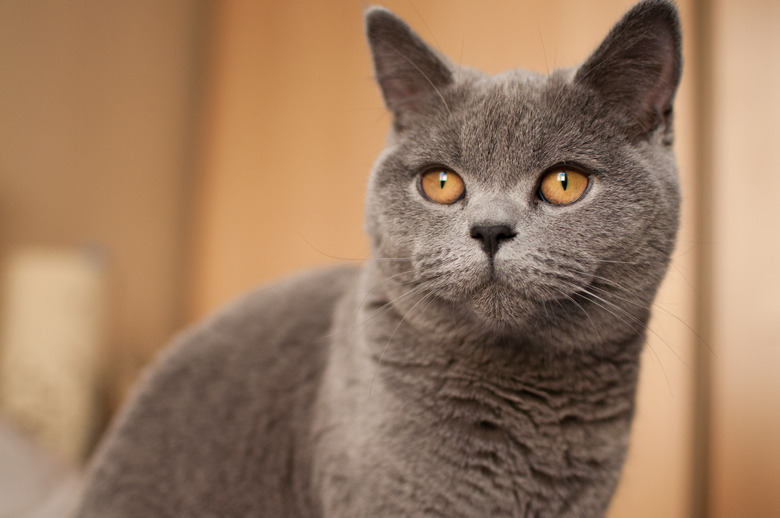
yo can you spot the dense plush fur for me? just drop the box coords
[77,1,682,516]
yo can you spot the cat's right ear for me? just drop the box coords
[365,7,453,123]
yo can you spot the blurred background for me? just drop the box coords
[0,0,777,517]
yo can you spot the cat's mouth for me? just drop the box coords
[405,247,601,330]
[455,260,600,329]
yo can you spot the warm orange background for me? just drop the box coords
[1,1,778,517]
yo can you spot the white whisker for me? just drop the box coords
[368,289,437,398]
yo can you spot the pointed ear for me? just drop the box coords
[365,7,453,121]
[574,0,682,141]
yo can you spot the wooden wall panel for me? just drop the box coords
[0,1,207,408]
[709,1,780,516]
[189,1,697,516]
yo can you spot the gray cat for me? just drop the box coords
[76,1,682,516]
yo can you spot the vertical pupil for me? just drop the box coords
[557,171,568,191]
[439,171,448,189]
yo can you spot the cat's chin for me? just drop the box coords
[466,284,549,334]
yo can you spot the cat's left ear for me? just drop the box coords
[575,0,682,142]
[365,7,453,125]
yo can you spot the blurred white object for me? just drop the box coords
[0,246,106,465]
[0,413,81,517]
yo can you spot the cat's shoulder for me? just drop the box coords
[78,265,358,517]
[95,264,359,467]
[160,263,359,373]
[114,264,360,420]
[189,263,359,339]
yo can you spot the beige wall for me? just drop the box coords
[709,0,780,516]
[0,1,208,407]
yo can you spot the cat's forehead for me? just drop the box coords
[441,69,607,178]
[456,67,582,129]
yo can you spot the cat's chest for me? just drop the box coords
[371,358,636,502]
[318,296,640,515]
[345,377,628,517]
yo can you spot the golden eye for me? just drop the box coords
[420,169,465,205]
[539,168,589,205]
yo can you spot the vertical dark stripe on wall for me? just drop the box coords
[176,0,219,331]
[690,0,715,516]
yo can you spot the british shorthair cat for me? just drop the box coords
[77,1,682,516]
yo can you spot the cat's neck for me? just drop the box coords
[348,260,644,445]
[355,279,644,416]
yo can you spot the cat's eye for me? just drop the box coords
[538,168,589,205]
[419,169,465,205]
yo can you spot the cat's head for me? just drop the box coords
[363,0,682,347]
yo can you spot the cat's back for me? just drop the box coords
[77,264,359,518]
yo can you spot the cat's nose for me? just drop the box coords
[469,224,516,258]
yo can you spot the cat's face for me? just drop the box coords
[364,1,681,345]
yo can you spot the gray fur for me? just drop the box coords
[76,1,682,516]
